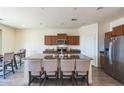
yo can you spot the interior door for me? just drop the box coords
[113,36,124,83]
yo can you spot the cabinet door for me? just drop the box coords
[100,52,105,69]
[67,36,74,45]
[45,36,52,45]
[57,33,67,40]
[51,36,57,45]
[122,25,124,35]
[105,32,112,38]
[113,25,123,36]
[73,36,79,45]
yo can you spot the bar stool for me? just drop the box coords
[75,59,90,86]
[43,59,58,85]
[60,59,75,85]
[27,59,44,86]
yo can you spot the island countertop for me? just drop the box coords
[23,53,93,61]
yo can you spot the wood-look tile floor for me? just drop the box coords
[0,65,123,86]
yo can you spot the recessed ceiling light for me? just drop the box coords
[71,18,78,21]
[97,7,103,11]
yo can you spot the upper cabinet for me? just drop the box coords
[44,33,80,45]
[57,33,67,40]
[51,36,57,45]
[105,24,124,38]
[105,32,112,39]
[67,36,79,45]
[73,36,79,45]
[45,36,52,45]
[67,36,74,45]
[112,25,124,36]
[45,36,57,45]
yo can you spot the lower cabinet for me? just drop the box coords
[100,52,105,69]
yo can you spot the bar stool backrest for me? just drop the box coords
[43,59,58,72]
[76,59,90,72]
[61,59,75,72]
[27,59,42,72]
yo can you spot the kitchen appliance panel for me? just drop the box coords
[113,36,124,83]
[104,37,113,76]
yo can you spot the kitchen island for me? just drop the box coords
[23,53,93,85]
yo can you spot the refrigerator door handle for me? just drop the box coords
[109,42,113,64]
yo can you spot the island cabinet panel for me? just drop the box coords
[73,36,79,45]
[45,36,57,45]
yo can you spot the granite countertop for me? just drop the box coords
[43,49,81,54]
[23,53,92,60]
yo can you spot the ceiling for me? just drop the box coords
[0,7,124,29]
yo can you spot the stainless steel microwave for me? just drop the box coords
[57,39,68,45]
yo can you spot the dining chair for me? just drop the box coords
[19,49,26,66]
[27,59,44,86]
[14,54,22,67]
[0,52,15,79]
[60,59,75,85]
[20,49,26,58]
[75,59,90,86]
[43,59,58,86]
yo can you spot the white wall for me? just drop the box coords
[79,23,98,67]
[98,22,110,51]
[110,17,124,31]
[97,22,110,67]
[0,24,16,54]
[0,30,2,54]
[15,28,80,56]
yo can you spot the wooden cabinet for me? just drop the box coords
[105,24,124,39]
[45,36,57,45]
[67,36,74,45]
[100,52,105,69]
[67,36,79,45]
[73,36,79,45]
[45,34,80,45]
[57,33,67,40]
[51,36,57,45]
[105,32,112,39]
[45,36,51,45]
[112,25,124,36]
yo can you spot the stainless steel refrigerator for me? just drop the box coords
[104,36,124,83]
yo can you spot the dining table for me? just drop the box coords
[22,53,93,85]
